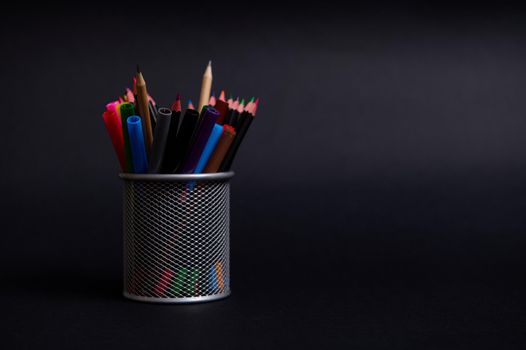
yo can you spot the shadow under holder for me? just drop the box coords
[119,171,234,303]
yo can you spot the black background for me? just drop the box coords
[2,3,526,349]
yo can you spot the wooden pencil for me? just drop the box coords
[135,65,153,152]
[198,61,213,113]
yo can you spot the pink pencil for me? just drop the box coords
[231,97,240,111]
[237,99,245,113]
[125,88,135,103]
[209,91,216,106]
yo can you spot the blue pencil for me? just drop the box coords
[210,265,218,292]
[194,123,223,174]
[127,116,148,173]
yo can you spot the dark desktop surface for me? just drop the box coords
[2,5,526,349]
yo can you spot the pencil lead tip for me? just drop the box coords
[136,64,140,73]
[211,91,215,97]
[240,99,245,105]
[208,60,212,66]
[249,96,255,103]
[176,92,180,100]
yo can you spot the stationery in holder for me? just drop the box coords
[204,125,236,173]
[127,116,148,173]
[103,63,259,304]
[179,107,220,173]
[148,107,172,173]
[164,109,199,173]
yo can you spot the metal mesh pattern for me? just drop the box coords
[122,176,231,303]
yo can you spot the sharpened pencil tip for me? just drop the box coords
[208,60,212,66]
[176,93,180,100]
[136,64,140,73]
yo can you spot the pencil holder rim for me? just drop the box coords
[123,291,231,304]
[119,171,234,182]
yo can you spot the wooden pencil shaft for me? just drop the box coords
[136,72,153,152]
[198,63,212,112]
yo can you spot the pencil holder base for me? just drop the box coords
[120,172,234,304]
[123,290,231,304]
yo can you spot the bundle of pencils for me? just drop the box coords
[102,62,259,174]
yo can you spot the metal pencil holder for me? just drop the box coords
[119,172,234,303]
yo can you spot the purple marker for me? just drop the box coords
[180,107,220,173]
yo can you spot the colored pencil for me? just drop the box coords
[179,107,220,173]
[102,107,126,171]
[219,104,256,171]
[167,109,200,172]
[125,88,135,103]
[135,65,153,153]
[228,98,241,128]
[198,61,213,113]
[119,102,136,173]
[214,90,229,124]
[154,269,174,296]
[209,91,216,106]
[204,125,236,173]
[194,123,223,174]
[214,99,229,124]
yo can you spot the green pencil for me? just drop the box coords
[120,103,135,173]
[170,268,189,297]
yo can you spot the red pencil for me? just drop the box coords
[171,93,182,112]
[154,269,175,296]
[102,103,126,171]
[252,97,259,116]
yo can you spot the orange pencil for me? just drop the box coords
[215,262,224,291]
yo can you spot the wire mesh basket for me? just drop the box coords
[119,172,234,303]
